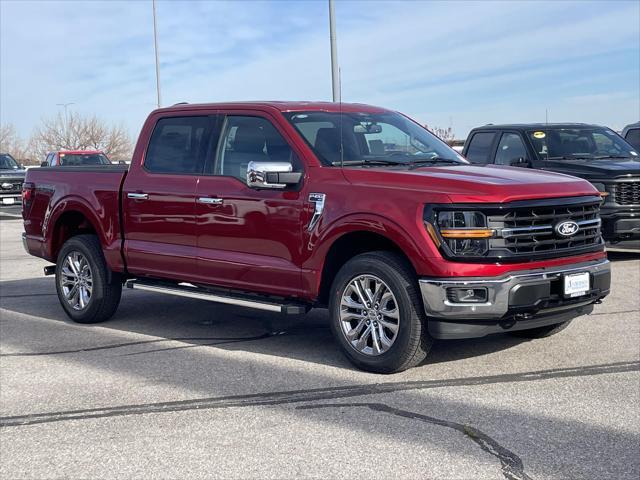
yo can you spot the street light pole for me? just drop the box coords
[56,102,74,123]
[328,0,340,102]
[152,0,162,108]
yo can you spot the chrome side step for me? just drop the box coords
[125,279,309,315]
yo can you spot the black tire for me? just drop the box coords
[509,320,572,339]
[55,234,122,324]
[329,251,432,373]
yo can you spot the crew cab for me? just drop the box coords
[0,153,26,207]
[463,124,640,250]
[41,150,111,167]
[22,103,611,373]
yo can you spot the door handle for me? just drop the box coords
[127,192,148,200]
[198,197,223,205]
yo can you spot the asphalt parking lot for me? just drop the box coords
[1,214,638,480]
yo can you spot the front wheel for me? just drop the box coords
[329,251,432,373]
[55,234,122,324]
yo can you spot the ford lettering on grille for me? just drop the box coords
[555,220,579,237]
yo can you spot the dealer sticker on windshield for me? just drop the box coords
[533,131,546,139]
[564,272,590,297]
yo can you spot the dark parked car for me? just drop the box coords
[462,124,640,250]
[0,153,26,207]
[41,150,111,167]
[622,122,640,150]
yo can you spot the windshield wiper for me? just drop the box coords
[410,157,461,169]
[592,155,632,159]
[332,159,405,167]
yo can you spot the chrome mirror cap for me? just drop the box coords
[247,161,298,189]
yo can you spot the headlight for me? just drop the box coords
[590,182,609,199]
[433,210,493,257]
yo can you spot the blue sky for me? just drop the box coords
[1,0,638,139]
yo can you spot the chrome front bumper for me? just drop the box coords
[419,259,611,321]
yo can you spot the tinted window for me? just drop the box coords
[214,116,298,180]
[495,133,527,165]
[625,128,640,150]
[465,132,496,164]
[0,154,19,169]
[527,127,637,160]
[145,116,210,174]
[59,153,111,166]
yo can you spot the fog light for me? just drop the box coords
[446,287,488,303]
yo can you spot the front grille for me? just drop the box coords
[486,197,603,258]
[613,181,640,205]
[0,180,23,194]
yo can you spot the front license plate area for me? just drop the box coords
[564,272,590,298]
[2,198,15,205]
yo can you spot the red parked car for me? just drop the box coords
[41,150,111,167]
[22,102,611,372]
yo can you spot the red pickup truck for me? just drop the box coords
[22,102,611,373]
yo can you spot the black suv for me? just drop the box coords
[0,153,26,208]
[462,124,640,250]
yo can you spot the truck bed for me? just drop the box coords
[23,165,129,270]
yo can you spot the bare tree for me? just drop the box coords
[30,112,133,161]
[0,123,32,162]
[425,124,456,145]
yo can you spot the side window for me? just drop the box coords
[145,116,211,174]
[495,133,527,165]
[214,116,299,181]
[624,128,640,150]
[465,132,496,164]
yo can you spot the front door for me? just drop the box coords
[123,115,215,282]
[195,113,305,297]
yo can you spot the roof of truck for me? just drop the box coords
[156,101,391,114]
[57,150,104,155]
[470,123,604,131]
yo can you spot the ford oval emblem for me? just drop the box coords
[555,220,579,237]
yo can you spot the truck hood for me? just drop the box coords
[342,164,598,203]
[541,157,640,180]
[0,168,26,179]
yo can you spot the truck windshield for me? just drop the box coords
[59,153,111,166]
[0,154,20,170]
[527,128,639,160]
[285,111,465,167]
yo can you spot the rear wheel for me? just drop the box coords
[329,251,432,373]
[55,234,122,324]
[509,320,572,339]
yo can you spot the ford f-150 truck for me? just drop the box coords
[22,102,611,373]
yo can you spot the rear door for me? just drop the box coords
[122,114,216,282]
[194,111,306,297]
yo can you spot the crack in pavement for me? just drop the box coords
[0,332,285,357]
[299,402,532,480]
[1,360,637,428]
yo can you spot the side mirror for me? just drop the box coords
[247,161,301,189]
[510,157,531,167]
[40,161,48,167]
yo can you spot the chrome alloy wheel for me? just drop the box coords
[339,274,400,356]
[60,252,93,311]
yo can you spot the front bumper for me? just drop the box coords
[0,192,21,206]
[419,259,610,339]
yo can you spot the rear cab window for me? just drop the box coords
[465,132,497,164]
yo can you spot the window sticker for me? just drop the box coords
[533,131,546,139]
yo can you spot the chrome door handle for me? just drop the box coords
[127,192,148,200]
[198,197,223,205]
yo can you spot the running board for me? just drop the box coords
[44,265,56,276]
[125,279,309,315]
